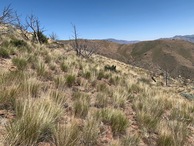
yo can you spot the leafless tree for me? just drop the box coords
[14,12,29,40]
[71,24,98,58]
[49,32,58,40]
[0,4,16,25]
[26,14,46,44]
[71,24,80,55]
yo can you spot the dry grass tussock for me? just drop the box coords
[0,31,194,145]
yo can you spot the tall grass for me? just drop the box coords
[6,98,63,146]
[53,122,81,146]
[96,108,129,136]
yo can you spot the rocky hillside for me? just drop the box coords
[89,39,194,80]
[0,25,194,146]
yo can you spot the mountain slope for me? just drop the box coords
[173,34,194,43]
[95,39,194,79]
[1,24,194,146]
[105,38,139,44]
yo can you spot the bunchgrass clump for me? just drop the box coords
[36,62,46,76]
[60,62,68,72]
[133,97,164,132]
[95,93,109,108]
[6,98,62,146]
[84,71,91,79]
[81,117,99,145]
[53,122,81,146]
[0,87,18,110]
[96,108,129,135]
[73,97,90,118]
[0,48,10,58]
[12,57,28,71]
[157,133,174,146]
[66,75,76,87]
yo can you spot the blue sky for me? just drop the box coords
[0,0,194,40]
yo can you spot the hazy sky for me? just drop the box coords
[0,0,194,40]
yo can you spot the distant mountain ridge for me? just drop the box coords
[105,38,139,44]
[172,34,194,43]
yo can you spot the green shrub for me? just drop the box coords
[12,57,28,70]
[10,39,28,48]
[33,31,48,44]
[104,65,116,72]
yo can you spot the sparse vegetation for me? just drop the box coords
[0,16,194,146]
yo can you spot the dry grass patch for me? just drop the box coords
[96,108,129,136]
[6,98,63,146]
[53,122,81,146]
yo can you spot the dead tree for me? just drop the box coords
[14,12,29,40]
[26,14,46,44]
[49,32,58,40]
[0,4,15,25]
[71,25,98,58]
[72,24,80,56]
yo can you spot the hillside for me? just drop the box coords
[93,39,194,80]
[173,34,194,43]
[1,25,194,146]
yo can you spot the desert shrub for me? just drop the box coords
[104,65,116,72]
[66,75,76,87]
[33,31,48,44]
[10,39,28,48]
[12,57,28,70]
